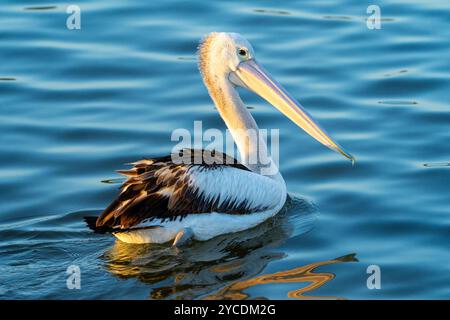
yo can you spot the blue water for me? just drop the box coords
[1,0,449,299]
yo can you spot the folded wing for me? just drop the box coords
[92,149,283,232]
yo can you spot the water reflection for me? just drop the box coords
[103,211,289,299]
[102,197,356,299]
[204,253,357,300]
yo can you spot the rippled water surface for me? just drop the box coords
[1,0,449,299]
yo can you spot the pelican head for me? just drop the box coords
[198,32,354,162]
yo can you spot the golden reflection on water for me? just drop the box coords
[204,253,357,300]
[102,197,357,299]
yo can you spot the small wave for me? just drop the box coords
[253,8,291,16]
[24,6,57,11]
[378,100,418,105]
[423,162,450,168]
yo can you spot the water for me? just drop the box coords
[1,0,449,299]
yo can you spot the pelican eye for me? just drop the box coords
[238,48,248,57]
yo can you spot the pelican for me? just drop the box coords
[85,32,354,244]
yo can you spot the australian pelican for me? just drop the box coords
[85,32,353,244]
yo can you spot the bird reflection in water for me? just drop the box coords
[101,197,357,299]
[204,253,357,300]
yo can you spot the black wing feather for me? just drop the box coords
[87,149,252,233]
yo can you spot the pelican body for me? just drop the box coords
[85,32,353,244]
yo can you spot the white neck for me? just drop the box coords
[204,75,280,178]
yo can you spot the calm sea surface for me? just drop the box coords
[1,0,449,299]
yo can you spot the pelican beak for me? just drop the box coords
[231,59,355,162]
